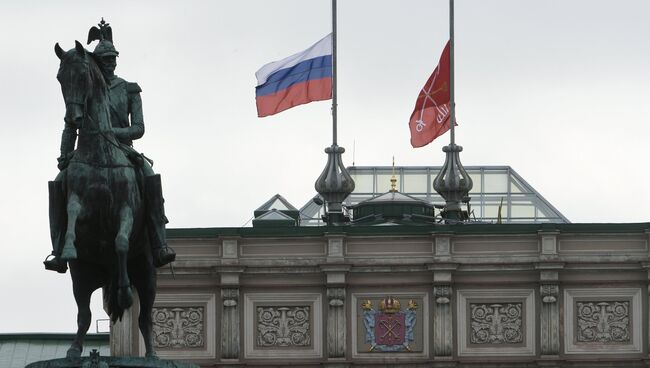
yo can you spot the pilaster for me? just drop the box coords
[321,264,350,360]
[221,288,240,359]
[219,267,244,361]
[641,262,650,356]
[430,265,457,358]
[536,263,562,357]
[433,284,453,357]
[540,284,560,355]
[327,287,346,359]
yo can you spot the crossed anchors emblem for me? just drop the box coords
[379,316,402,343]
[361,297,418,352]
[415,79,449,132]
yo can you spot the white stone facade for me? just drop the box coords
[110,225,650,367]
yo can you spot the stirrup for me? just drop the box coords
[153,246,176,267]
[43,254,68,274]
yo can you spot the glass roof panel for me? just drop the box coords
[268,198,289,210]
[376,174,394,193]
[403,172,428,193]
[484,171,508,193]
[468,172,482,194]
[256,194,298,212]
[298,166,569,225]
[257,210,292,220]
[352,171,373,192]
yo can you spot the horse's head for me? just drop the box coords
[55,41,102,129]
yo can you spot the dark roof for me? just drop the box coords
[167,222,650,239]
[0,334,109,368]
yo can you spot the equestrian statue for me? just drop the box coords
[48,19,175,359]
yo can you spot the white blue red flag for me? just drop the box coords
[255,34,332,117]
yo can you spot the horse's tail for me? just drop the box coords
[104,274,127,323]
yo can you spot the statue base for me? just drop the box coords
[25,355,199,368]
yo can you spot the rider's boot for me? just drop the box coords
[43,180,68,273]
[145,175,176,267]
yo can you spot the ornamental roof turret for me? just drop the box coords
[350,169,436,225]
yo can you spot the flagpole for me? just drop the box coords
[434,0,472,223]
[332,0,338,145]
[315,0,355,225]
[449,0,455,145]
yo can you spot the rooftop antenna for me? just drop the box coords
[432,0,473,223]
[352,139,356,166]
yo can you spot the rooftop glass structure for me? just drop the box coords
[299,166,569,226]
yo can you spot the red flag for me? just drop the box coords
[408,41,451,148]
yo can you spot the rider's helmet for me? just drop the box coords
[88,18,118,57]
[93,39,119,57]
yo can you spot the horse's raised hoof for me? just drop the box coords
[66,346,81,359]
[117,286,133,309]
[60,244,77,261]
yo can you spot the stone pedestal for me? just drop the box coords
[105,289,139,357]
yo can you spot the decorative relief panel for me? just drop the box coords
[469,303,523,344]
[152,307,204,349]
[457,289,535,356]
[244,293,322,359]
[256,306,311,348]
[576,301,630,343]
[564,288,642,354]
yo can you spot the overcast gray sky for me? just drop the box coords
[1,0,649,333]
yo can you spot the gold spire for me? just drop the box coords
[390,156,397,192]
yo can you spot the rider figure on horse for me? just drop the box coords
[44,19,176,273]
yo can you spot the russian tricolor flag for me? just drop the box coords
[255,34,332,117]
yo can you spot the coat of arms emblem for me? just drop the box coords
[361,296,417,352]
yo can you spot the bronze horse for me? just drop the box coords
[54,41,157,358]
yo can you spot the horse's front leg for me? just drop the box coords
[60,193,81,261]
[115,205,134,309]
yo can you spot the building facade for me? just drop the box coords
[111,222,650,367]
